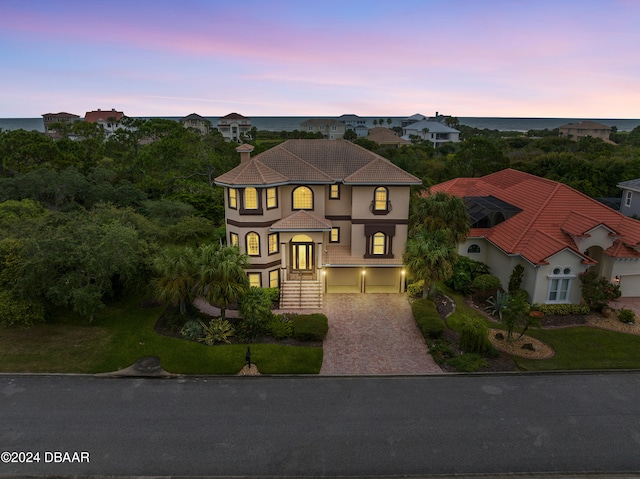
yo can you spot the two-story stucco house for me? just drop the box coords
[181,113,211,135]
[558,121,612,142]
[402,120,460,147]
[217,113,251,142]
[214,140,421,308]
[300,119,346,140]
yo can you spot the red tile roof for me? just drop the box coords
[84,109,124,123]
[430,169,640,264]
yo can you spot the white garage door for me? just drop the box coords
[619,275,640,297]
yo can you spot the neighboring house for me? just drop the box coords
[300,119,346,140]
[180,113,211,135]
[365,127,411,148]
[431,169,640,301]
[84,109,125,136]
[558,121,612,142]
[217,113,251,142]
[214,139,421,307]
[618,178,640,218]
[402,120,460,147]
[41,112,80,136]
[401,113,427,128]
[337,114,369,137]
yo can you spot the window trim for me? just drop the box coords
[292,186,314,210]
[244,187,258,210]
[467,244,481,254]
[372,186,390,215]
[546,266,575,303]
[269,269,280,288]
[330,227,340,243]
[229,232,239,248]
[239,187,263,215]
[268,232,279,255]
[228,188,237,209]
[266,187,278,209]
[330,184,340,200]
[626,190,633,207]
[246,231,260,256]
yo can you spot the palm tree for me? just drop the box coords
[404,229,458,298]
[409,191,469,242]
[197,243,249,319]
[152,246,198,315]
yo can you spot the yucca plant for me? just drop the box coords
[198,318,234,345]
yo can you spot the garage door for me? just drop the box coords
[365,268,401,293]
[326,268,360,293]
[619,275,640,297]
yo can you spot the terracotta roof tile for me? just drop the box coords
[215,160,288,186]
[84,109,124,122]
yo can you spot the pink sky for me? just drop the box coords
[1,0,639,118]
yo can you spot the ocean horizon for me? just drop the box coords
[2,116,640,133]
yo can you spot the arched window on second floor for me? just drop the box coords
[293,186,313,210]
[372,187,389,214]
[246,232,260,256]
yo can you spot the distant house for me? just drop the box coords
[214,139,421,307]
[618,179,640,218]
[84,109,125,136]
[365,127,411,148]
[558,121,611,142]
[300,119,346,140]
[180,113,210,135]
[401,114,426,128]
[402,120,460,146]
[431,169,640,300]
[217,113,251,142]
[41,112,80,136]
[337,114,369,137]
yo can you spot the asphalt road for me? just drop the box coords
[2,373,640,477]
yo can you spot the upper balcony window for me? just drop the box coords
[293,186,313,210]
[330,184,340,199]
[228,188,237,209]
[372,187,390,214]
[267,187,278,209]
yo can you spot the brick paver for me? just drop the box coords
[612,297,640,317]
[319,294,443,375]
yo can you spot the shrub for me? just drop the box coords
[618,309,636,324]
[471,274,502,302]
[445,256,491,294]
[292,314,328,341]
[265,314,294,339]
[407,279,425,298]
[508,264,525,294]
[180,319,203,341]
[579,270,621,312]
[428,339,454,365]
[411,298,445,339]
[448,353,489,372]
[535,304,590,316]
[458,315,491,354]
[199,318,234,345]
[263,287,280,305]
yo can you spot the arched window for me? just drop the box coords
[467,244,481,254]
[246,232,260,256]
[293,186,313,210]
[244,187,258,210]
[372,232,386,255]
[547,266,575,303]
[372,187,389,214]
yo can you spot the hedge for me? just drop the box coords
[534,304,590,316]
[411,298,445,339]
[292,313,329,341]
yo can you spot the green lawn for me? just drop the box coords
[0,295,323,375]
[442,287,640,371]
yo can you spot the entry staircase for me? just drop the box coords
[279,279,323,309]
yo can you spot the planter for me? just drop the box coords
[529,311,544,318]
[601,307,612,318]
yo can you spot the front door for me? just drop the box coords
[292,243,314,271]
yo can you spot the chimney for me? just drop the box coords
[236,144,255,163]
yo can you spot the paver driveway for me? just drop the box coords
[319,293,442,375]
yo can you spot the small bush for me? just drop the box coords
[618,309,636,324]
[265,314,294,339]
[180,319,203,341]
[471,274,502,302]
[448,353,489,372]
[458,315,491,354]
[411,298,445,339]
[536,304,590,316]
[445,256,491,294]
[407,280,424,298]
[292,314,328,341]
[264,287,280,305]
[199,319,235,345]
[428,339,454,364]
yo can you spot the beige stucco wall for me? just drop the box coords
[280,184,326,218]
[325,184,352,216]
[531,250,589,305]
[351,185,411,220]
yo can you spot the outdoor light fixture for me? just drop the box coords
[615,275,620,284]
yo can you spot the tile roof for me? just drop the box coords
[84,109,124,123]
[219,112,249,119]
[558,120,611,130]
[215,139,421,187]
[431,169,640,264]
[215,160,288,186]
[617,178,640,192]
[323,245,403,266]
[181,113,206,121]
[404,120,459,133]
[366,127,411,146]
[270,210,332,231]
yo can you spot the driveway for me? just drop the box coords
[319,293,442,375]
[612,296,640,316]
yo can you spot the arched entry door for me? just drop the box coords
[291,234,314,278]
